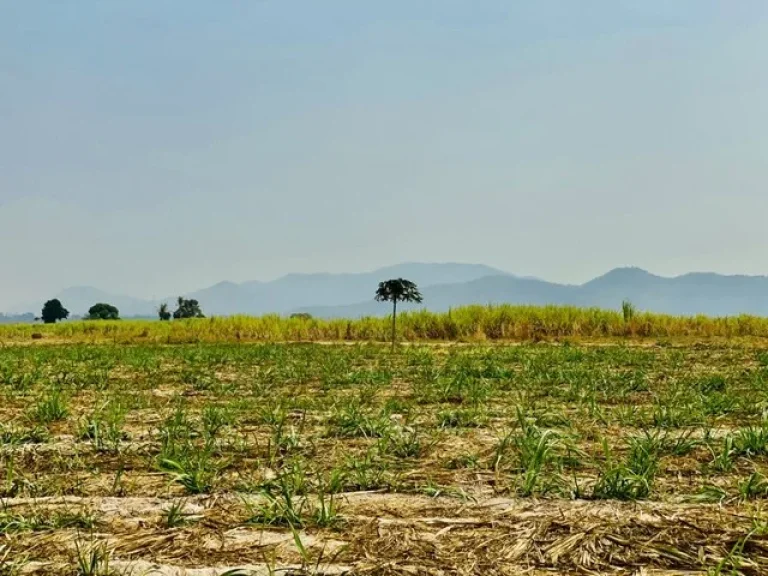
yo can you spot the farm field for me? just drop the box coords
[5,304,768,344]
[2,339,768,575]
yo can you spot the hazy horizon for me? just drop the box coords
[4,2,768,310]
[8,261,768,317]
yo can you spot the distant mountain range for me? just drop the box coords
[299,267,768,318]
[7,263,768,319]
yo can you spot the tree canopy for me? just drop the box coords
[87,303,120,320]
[173,297,204,319]
[41,299,69,324]
[375,278,423,347]
[375,278,424,305]
[290,312,313,320]
[158,303,171,321]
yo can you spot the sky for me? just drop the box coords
[2,1,768,311]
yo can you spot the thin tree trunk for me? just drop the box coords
[391,300,397,349]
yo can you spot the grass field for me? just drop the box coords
[2,336,768,574]
[5,304,768,344]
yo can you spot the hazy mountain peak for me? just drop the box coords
[374,261,507,277]
[583,267,657,286]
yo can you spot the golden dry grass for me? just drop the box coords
[5,304,768,345]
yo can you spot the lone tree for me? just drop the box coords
[158,303,171,321]
[41,299,69,324]
[173,297,204,319]
[375,278,423,347]
[290,312,313,320]
[87,303,120,320]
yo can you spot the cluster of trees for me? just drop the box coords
[35,279,425,345]
[87,303,119,320]
[39,300,122,323]
[37,297,207,324]
[40,300,122,324]
[159,297,204,320]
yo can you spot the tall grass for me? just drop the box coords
[3,304,768,343]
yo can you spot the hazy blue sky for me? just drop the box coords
[3,2,768,310]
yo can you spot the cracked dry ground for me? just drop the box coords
[2,341,768,575]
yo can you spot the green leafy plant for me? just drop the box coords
[162,500,196,528]
[30,389,69,424]
[329,402,391,438]
[74,541,112,576]
[738,472,768,500]
[592,438,658,501]
[381,427,424,459]
[79,402,127,453]
[160,450,223,494]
